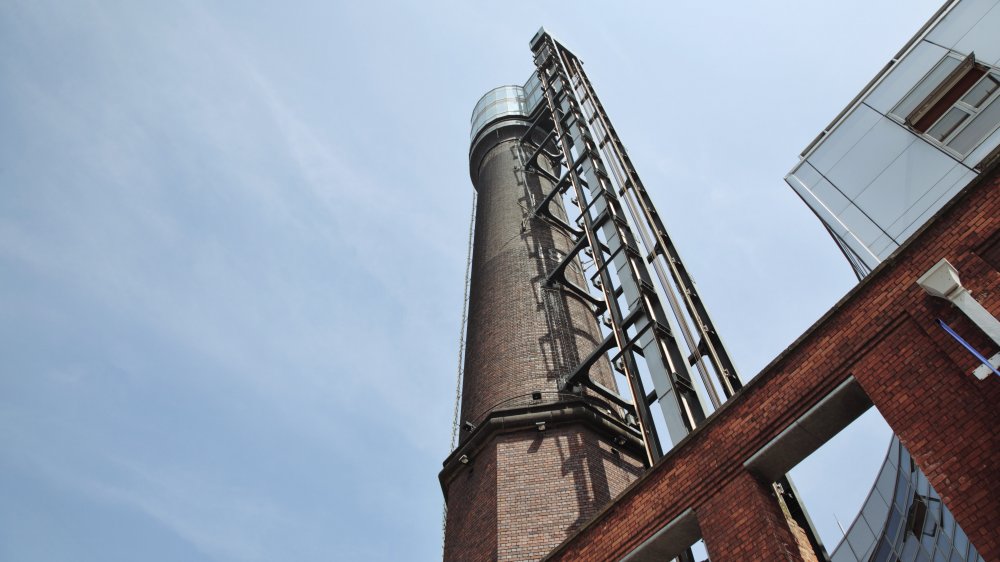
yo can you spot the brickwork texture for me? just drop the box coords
[542,162,1000,561]
[443,126,645,561]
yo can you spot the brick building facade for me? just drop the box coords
[542,163,999,561]
[444,8,999,558]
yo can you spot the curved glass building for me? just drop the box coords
[830,437,984,562]
[470,85,528,141]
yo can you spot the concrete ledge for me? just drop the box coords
[620,508,700,562]
[439,400,645,498]
[744,376,873,481]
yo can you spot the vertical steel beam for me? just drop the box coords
[560,51,743,400]
[531,33,707,453]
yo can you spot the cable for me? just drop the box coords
[450,191,477,451]
[443,190,477,554]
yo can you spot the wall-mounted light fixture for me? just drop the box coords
[917,258,1000,379]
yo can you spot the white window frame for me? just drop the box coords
[891,53,1000,160]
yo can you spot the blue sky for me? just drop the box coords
[0,1,942,560]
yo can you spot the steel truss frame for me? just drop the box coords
[517,30,749,464]
[517,30,829,560]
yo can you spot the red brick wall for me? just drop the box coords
[445,125,645,561]
[444,424,644,562]
[699,472,816,562]
[495,426,644,561]
[543,164,1000,560]
[444,443,498,561]
[461,135,617,428]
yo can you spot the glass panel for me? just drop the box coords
[954,526,969,558]
[928,107,970,141]
[874,539,893,562]
[855,139,955,229]
[961,74,999,108]
[470,85,531,138]
[895,471,910,503]
[876,464,897,502]
[894,56,962,119]
[791,161,822,188]
[948,96,1000,154]
[922,526,937,553]
[923,507,939,535]
[831,544,858,562]
[887,506,903,544]
[888,438,901,467]
[952,4,1000,67]
[811,179,852,214]
[916,470,928,494]
[808,105,883,172]
[838,204,884,246]
[860,540,877,562]
[927,0,996,48]
[826,117,913,198]
[863,492,891,533]
[847,517,877,558]
[943,510,956,539]
[937,527,951,551]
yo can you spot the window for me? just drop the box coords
[892,54,1000,159]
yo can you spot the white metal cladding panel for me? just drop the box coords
[786,168,881,270]
[807,105,882,173]
[853,139,958,234]
[870,233,897,260]
[865,41,948,115]
[790,160,822,189]
[789,161,856,215]
[885,164,973,241]
[897,168,977,241]
[952,1,1000,65]
[785,171,853,241]
[927,0,1000,58]
[786,171,881,272]
[838,203,885,247]
[812,178,852,215]
[826,118,916,198]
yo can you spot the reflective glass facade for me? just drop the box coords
[523,71,543,114]
[470,85,528,141]
[831,437,985,562]
[469,74,545,145]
